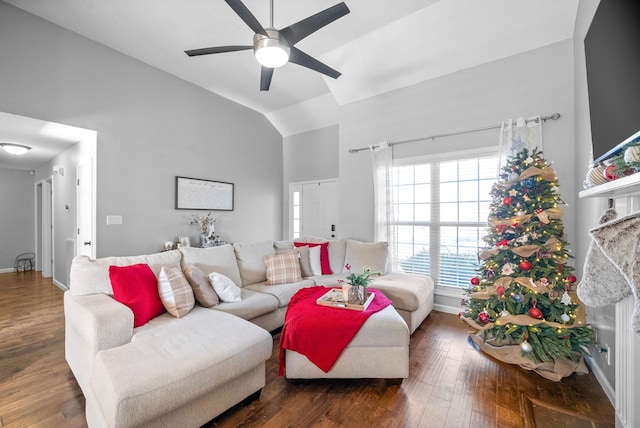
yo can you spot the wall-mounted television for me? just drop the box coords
[585,0,640,164]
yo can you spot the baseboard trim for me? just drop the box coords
[585,354,615,407]
[434,303,460,315]
[0,268,15,273]
[53,279,69,291]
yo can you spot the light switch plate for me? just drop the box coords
[106,215,123,225]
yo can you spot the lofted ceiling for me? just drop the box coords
[4,0,580,137]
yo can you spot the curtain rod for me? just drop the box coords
[348,113,561,153]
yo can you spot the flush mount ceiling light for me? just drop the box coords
[0,143,32,155]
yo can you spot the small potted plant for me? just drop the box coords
[338,264,380,305]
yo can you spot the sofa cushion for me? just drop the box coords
[158,266,195,317]
[245,279,316,308]
[370,272,434,312]
[183,265,219,307]
[109,264,165,327]
[328,240,347,274]
[233,240,275,286]
[274,240,294,253]
[70,250,183,296]
[294,242,331,274]
[264,252,303,285]
[208,272,242,303]
[213,288,279,320]
[345,240,389,274]
[179,245,242,287]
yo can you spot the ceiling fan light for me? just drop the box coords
[0,143,32,155]
[254,30,290,68]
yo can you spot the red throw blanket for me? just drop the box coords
[279,286,392,376]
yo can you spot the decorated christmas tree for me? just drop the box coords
[460,147,596,380]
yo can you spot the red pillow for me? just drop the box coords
[109,264,165,327]
[294,242,332,275]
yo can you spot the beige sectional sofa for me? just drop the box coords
[64,239,434,427]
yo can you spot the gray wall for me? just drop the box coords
[282,124,339,234]
[0,168,34,270]
[338,40,577,244]
[0,2,283,266]
[281,40,578,317]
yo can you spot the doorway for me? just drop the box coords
[76,157,95,259]
[35,178,53,277]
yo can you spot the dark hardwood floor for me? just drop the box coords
[0,271,614,427]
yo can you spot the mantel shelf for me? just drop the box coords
[579,172,640,198]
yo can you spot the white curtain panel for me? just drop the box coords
[370,141,397,271]
[497,116,543,173]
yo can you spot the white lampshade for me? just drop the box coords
[0,143,31,155]
[253,29,290,68]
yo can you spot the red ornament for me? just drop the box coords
[565,275,577,284]
[528,300,542,319]
[603,164,618,181]
[519,260,533,271]
[478,312,490,324]
[496,285,505,298]
[470,277,480,285]
[503,197,513,205]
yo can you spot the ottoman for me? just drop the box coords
[284,305,410,384]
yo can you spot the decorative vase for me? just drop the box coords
[199,232,208,247]
[348,285,366,305]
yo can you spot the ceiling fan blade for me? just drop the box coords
[260,67,274,91]
[185,45,252,57]
[224,0,268,36]
[279,2,350,45]
[288,47,341,79]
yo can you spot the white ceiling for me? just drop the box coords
[4,0,580,137]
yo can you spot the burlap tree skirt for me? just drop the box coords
[467,333,588,382]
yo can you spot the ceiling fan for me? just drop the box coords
[185,0,350,91]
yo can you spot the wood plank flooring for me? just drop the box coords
[0,271,615,427]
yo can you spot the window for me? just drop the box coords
[292,190,301,239]
[393,151,497,288]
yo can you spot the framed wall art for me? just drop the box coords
[175,176,234,211]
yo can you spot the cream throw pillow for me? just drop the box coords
[208,272,242,302]
[157,266,195,317]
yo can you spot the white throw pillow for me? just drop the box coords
[208,272,242,302]
[309,245,322,276]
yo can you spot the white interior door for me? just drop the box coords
[301,181,338,240]
[77,158,95,258]
[41,179,53,277]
